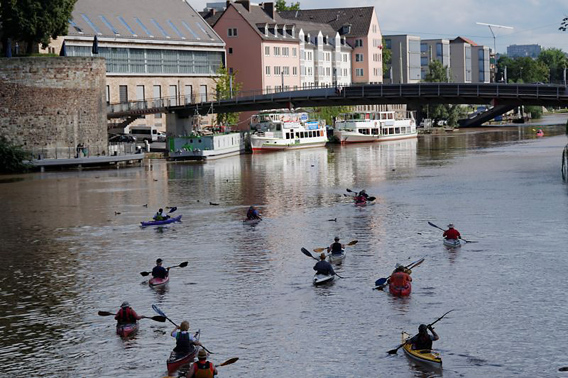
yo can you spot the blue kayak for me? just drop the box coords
[141,215,182,227]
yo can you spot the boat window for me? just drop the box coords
[276,124,282,131]
[190,139,193,143]
[286,132,290,139]
[199,139,202,143]
[395,127,400,134]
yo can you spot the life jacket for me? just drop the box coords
[174,331,191,353]
[412,334,433,350]
[390,272,410,287]
[330,242,343,254]
[192,360,215,378]
[355,195,366,203]
[116,307,137,324]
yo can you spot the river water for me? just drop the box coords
[1,118,567,378]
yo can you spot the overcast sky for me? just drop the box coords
[193,0,568,54]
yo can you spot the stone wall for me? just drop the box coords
[0,57,107,159]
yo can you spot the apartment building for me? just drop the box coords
[507,44,542,59]
[383,35,421,84]
[50,0,226,131]
[420,39,450,80]
[449,37,473,83]
[472,45,491,83]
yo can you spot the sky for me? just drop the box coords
[192,0,568,54]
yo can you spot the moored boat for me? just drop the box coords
[443,238,461,248]
[250,110,327,152]
[167,344,199,375]
[140,215,182,227]
[334,110,417,144]
[116,322,139,338]
[328,250,346,264]
[401,331,442,368]
[313,273,334,285]
[389,282,411,297]
[168,132,245,161]
[149,275,169,288]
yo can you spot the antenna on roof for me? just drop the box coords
[475,22,513,54]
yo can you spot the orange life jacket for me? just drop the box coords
[192,360,215,378]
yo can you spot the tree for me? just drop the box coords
[422,60,452,126]
[497,55,549,83]
[381,38,391,79]
[275,0,300,11]
[214,66,242,127]
[0,137,31,173]
[537,48,568,84]
[311,106,353,127]
[0,0,77,54]
[424,60,449,83]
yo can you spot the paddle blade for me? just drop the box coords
[168,206,178,213]
[152,304,166,317]
[218,357,239,367]
[151,315,166,322]
[428,221,444,231]
[140,271,150,277]
[387,348,399,355]
[347,240,358,246]
[346,188,354,193]
[375,278,387,287]
[98,311,115,316]
[367,196,376,201]
[179,261,188,268]
[301,247,315,259]
[313,247,326,252]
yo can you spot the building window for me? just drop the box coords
[153,85,162,117]
[169,85,177,106]
[266,66,271,75]
[274,46,280,56]
[228,28,237,37]
[293,66,297,76]
[228,47,233,54]
[326,67,330,76]
[283,66,289,75]
[184,85,192,104]
[355,68,364,77]
[265,46,270,56]
[283,47,289,56]
[136,85,145,102]
[106,85,110,104]
[292,48,297,56]
[274,66,281,75]
[356,53,364,62]
[119,85,128,103]
[355,39,363,47]
[200,85,207,102]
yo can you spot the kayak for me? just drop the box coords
[167,344,199,375]
[313,273,334,285]
[328,249,346,264]
[355,199,375,206]
[140,215,182,227]
[149,275,169,288]
[443,238,461,248]
[389,282,411,297]
[116,322,139,338]
[243,218,262,225]
[402,331,442,368]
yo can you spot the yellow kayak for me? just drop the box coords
[401,332,442,368]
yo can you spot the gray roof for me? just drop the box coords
[228,2,296,41]
[67,0,224,45]
[279,7,375,37]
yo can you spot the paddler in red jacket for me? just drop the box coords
[115,302,142,325]
[443,223,461,240]
[387,265,412,287]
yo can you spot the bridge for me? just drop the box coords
[107,83,568,128]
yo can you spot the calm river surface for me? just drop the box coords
[1,118,568,378]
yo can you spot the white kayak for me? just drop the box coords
[313,274,335,285]
[443,238,461,248]
[328,249,346,264]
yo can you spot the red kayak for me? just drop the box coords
[389,282,412,297]
[167,345,199,375]
[116,322,139,338]
[149,275,169,288]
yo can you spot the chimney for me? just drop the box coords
[237,0,251,11]
[208,8,217,17]
[263,2,276,20]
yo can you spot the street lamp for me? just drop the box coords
[475,22,514,54]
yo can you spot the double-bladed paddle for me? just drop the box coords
[217,357,239,367]
[97,311,166,322]
[387,310,455,354]
[428,222,477,243]
[374,258,425,290]
[301,248,345,279]
[152,304,214,354]
[140,261,188,277]
[313,240,358,253]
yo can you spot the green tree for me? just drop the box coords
[422,60,451,126]
[424,60,449,82]
[275,0,300,11]
[382,38,391,78]
[0,0,77,54]
[311,106,353,127]
[214,66,242,127]
[0,137,31,173]
[537,48,568,83]
[497,55,549,83]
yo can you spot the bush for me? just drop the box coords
[525,106,543,119]
[0,137,32,173]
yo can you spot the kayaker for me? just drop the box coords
[152,258,169,279]
[407,324,439,350]
[114,302,142,325]
[443,224,461,240]
[187,349,218,378]
[313,253,335,276]
[387,265,412,287]
[246,205,261,220]
[327,237,344,256]
[358,189,369,199]
[153,208,169,221]
[171,320,201,355]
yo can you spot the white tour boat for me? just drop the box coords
[168,131,245,161]
[333,111,417,144]
[250,111,327,152]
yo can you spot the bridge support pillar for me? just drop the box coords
[166,113,196,137]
